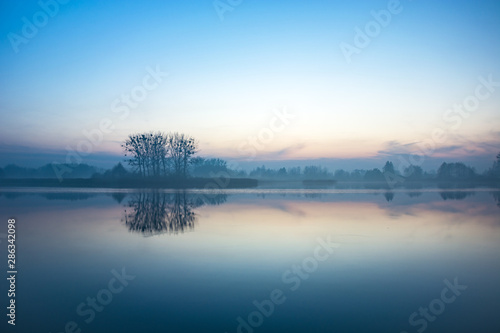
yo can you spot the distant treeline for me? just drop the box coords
[0,163,101,179]
[2,157,499,184]
[245,159,500,183]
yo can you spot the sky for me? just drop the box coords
[0,0,499,171]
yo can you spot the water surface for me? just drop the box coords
[0,188,499,333]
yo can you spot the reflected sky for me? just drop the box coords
[0,189,499,332]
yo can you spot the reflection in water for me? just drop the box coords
[123,191,227,236]
[384,192,394,202]
[493,191,500,208]
[0,191,98,200]
[406,191,422,198]
[111,192,127,204]
[439,191,475,200]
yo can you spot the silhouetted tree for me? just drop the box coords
[277,167,287,177]
[303,165,333,179]
[487,152,500,179]
[122,132,197,178]
[191,158,228,177]
[166,132,198,177]
[122,132,168,177]
[350,169,365,181]
[364,168,384,181]
[288,167,301,177]
[334,169,350,181]
[383,161,395,175]
[437,162,476,180]
[93,163,130,179]
[404,165,423,180]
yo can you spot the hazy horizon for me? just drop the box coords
[0,146,497,174]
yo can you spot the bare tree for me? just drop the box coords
[123,131,197,178]
[122,132,168,177]
[166,132,197,177]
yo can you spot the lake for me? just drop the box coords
[0,188,499,333]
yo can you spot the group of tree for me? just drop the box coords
[247,165,334,180]
[437,162,476,180]
[122,132,197,178]
[486,152,500,179]
[329,162,426,182]
[190,157,247,178]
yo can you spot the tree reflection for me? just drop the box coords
[439,191,474,200]
[384,192,394,202]
[123,191,227,236]
[492,191,500,208]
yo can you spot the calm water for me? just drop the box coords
[0,188,499,333]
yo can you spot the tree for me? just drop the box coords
[191,158,228,177]
[404,165,423,180]
[288,167,301,177]
[487,152,500,179]
[122,132,197,178]
[350,169,365,181]
[383,161,395,175]
[122,132,168,177]
[437,162,476,180]
[277,167,287,177]
[334,169,350,181]
[364,168,384,181]
[303,165,332,179]
[166,133,198,177]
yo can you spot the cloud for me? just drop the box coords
[377,141,420,156]
[378,138,498,159]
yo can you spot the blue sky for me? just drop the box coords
[0,0,499,171]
